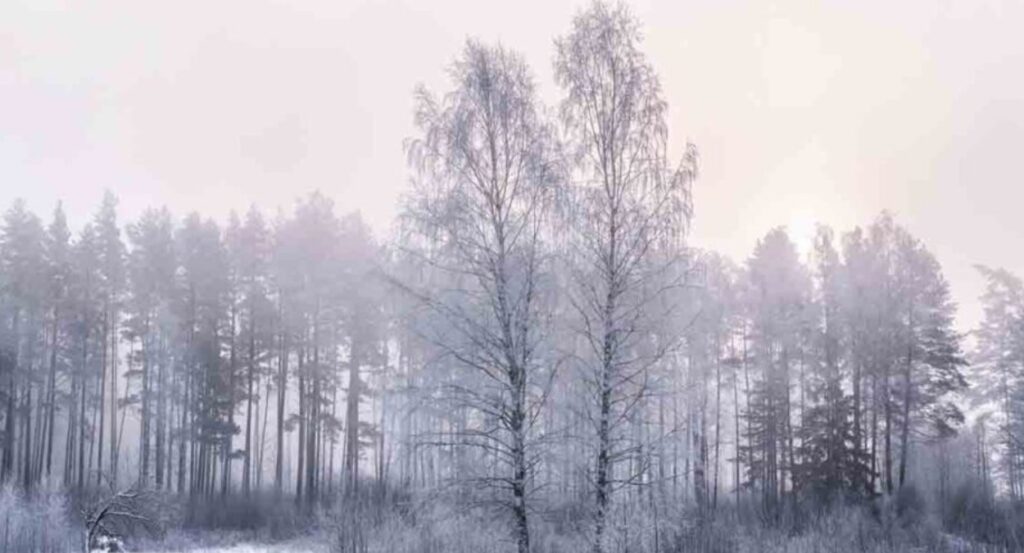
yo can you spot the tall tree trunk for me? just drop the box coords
[883,365,893,495]
[296,347,305,502]
[77,316,88,492]
[511,364,530,553]
[733,356,742,511]
[593,353,612,553]
[243,313,256,496]
[713,341,722,512]
[180,287,195,494]
[96,307,108,487]
[43,303,59,480]
[141,316,151,485]
[156,333,167,489]
[275,298,287,496]
[897,339,913,489]
[222,303,237,497]
[306,315,319,505]
[345,346,361,489]
[694,408,708,520]
[22,352,32,491]
[853,348,863,490]
[259,374,271,490]
[110,305,119,487]
[0,311,15,484]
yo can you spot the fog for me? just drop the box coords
[5,1,1024,332]
[2,2,1024,552]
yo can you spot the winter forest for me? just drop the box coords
[1,2,1022,553]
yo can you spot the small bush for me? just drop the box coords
[323,491,515,553]
[182,492,311,541]
[944,480,1023,550]
[894,483,927,528]
[0,484,80,553]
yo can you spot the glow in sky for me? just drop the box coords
[3,0,1024,331]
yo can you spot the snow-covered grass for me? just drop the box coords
[137,538,326,553]
[0,483,79,553]
[0,483,1014,553]
[308,486,1017,553]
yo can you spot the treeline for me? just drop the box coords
[396,3,973,551]
[0,2,1007,552]
[0,191,383,505]
[973,265,1024,503]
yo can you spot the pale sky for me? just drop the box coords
[3,0,1023,331]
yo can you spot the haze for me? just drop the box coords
[5,3,1024,552]
[3,0,1023,331]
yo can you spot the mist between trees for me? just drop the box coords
[0,2,1021,553]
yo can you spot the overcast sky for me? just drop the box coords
[3,0,1023,331]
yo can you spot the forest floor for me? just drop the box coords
[4,484,1011,553]
[136,536,327,553]
[140,544,313,553]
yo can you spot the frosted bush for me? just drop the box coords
[0,483,80,553]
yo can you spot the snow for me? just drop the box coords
[139,541,322,553]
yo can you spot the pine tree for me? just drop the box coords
[0,200,47,488]
[124,207,177,487]
[227,206,272,497]
[795,226,871,502]
[41,202,72,483]
[93,191,126,487]
[890,227,967,490]
[972,265,1024,500]
[741,228,810,522]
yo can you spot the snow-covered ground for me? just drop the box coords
[137,539,324,553]
[144,546,280,553]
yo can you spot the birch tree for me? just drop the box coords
[404,39,560,553]
[554,2,696,549]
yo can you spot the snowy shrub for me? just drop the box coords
[325,493,495,553]
[182,492,309,541]
[945,481,1024,551]
[0,484,80,553]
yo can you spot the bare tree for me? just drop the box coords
[554,2,696,550]
[402,39,560,553]
[83,483,164,553]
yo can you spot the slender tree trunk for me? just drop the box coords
[141,316,151,485]
[694,407,708,520]
[110,305,119,487]
[64,366,77,487]
[244,312,256,496]
[593,205,620,553]
[43,304,59,481]
[22,353,32,492]
[713,341,722,512]
[259,373,271,490]
[96,307,108,487]
[884,364,893,495]
[853,346,863,490]
[897,339,913,489]
[345,346,361,489]
[156,333,167,489]
[733,356,741,511]
[511,365,530,553]
[275,297,287,496]
[306,313,319,505]
[593,352,612,553]
[869,373,878,494]
[77,315,88,492]
[296,347,305,502]
[180,287,194,494]
[222,302,237,497]
[0,311,15,484]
